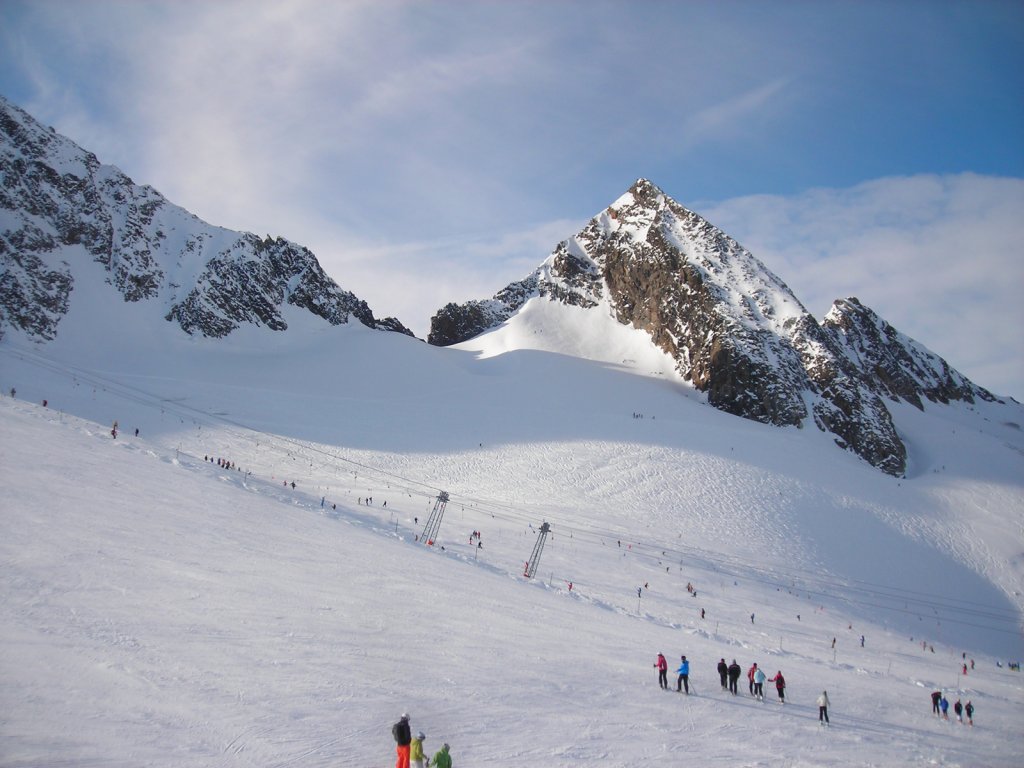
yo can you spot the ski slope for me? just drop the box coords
[1,307,1023,767]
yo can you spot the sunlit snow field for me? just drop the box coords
[2,302,1023,767]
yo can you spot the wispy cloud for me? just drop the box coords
[682,78,790,148]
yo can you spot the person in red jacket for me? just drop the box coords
[747,663,757,695]
[769,671,786,703]
[654,652,668,689]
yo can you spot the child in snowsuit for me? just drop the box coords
[965,700,974,725]
[954,699,963,723]
[410,732,427,768]
[430,742,452,768]
[940,696,949,720]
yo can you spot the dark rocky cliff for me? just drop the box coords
[0,96,412,342]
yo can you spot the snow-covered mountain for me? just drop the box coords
[429,179,1002,476]
[1,96,1022,768]
[0,95,412,342]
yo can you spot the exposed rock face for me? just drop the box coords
[823,297,996,408]
[427,276,537,346]
[429,179,999,476]
[0,96,412,342]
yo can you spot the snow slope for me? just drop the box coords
[1,305,1023,766]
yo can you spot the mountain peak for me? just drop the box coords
[0,96,412,343]
[427,182,1002,476]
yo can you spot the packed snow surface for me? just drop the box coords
[1,304,1023,767]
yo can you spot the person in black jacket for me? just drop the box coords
[392,713,412,768]
[727,660,742,695]
[717,658,728,690]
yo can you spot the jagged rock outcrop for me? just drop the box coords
[0,95,412,342]
[823,297,996,408]
[428,276,537,346]
[429,179,1001,476]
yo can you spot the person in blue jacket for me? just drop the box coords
[676,655,690,694]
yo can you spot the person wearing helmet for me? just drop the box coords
[392,713,412,768]
[410,730,427,768]
[429,742,452,768]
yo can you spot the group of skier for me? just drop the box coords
[930,691,974,725]
[656,652,836,724]
[392,713,453,768]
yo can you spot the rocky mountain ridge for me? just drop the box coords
[428,179,1001,475]
[1,96,1004,476]
[0,95,411,342]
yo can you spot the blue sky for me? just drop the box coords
[2,0,1023,398]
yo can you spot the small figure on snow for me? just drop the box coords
[727,659,742,695]
[676,655,690,694]
[717,658,728,690]
[965,700,974,726]
[954,699,963,723]
[817,690,831,725]
[753,665,766,700]
[769,670,786,703]
[654,652,668,690]
[747,662,757,695]
[429,742,452,768]
[940,695,949,720]
[410,731,427,768]
[931,690,942,715]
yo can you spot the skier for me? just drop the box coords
[410,731,427,768]
[954,699,963,723]
[429,742,452,768]
[753,665,767,700]
[817,690,831,725]
[747,662,757,695]
[727,659,742,695]
[392,713,412,768]
[931,690,942,715]
[965,700,974,726]
[717,658,728,690]
[769,670,786,703]
[676,655,690,694]
[940,695,949,720]
[654,652,668,690]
